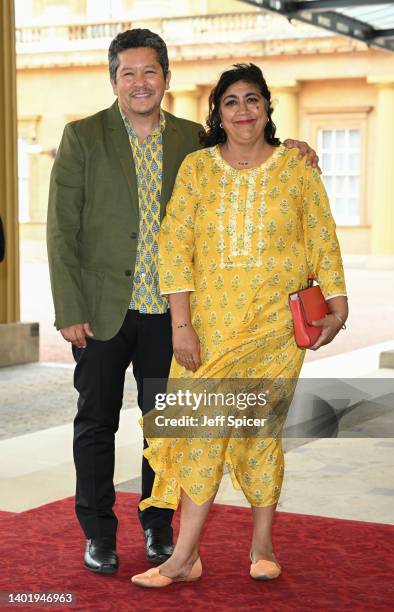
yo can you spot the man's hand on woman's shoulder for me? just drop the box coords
[283,139,322,173]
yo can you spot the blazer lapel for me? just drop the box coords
[106,101,139,219]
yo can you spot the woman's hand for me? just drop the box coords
[309,314,344,350]
[168,292,201,371]
[172,324,201,372]
[283,139,321,173]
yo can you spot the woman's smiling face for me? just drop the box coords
[219,80,268,144]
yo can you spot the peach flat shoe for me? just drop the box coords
[131,557,202,588]
[250,552,281,580]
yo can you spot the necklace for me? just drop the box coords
[220,143,272,169]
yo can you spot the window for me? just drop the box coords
[318,128,361,225]
[18,116,41,224]
[18,137,30,223]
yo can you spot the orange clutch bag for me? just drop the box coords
[288,276,329,348]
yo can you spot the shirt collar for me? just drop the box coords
[118,101,165,139]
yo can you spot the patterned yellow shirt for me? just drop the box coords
[158,144,347,369]
[120,106,168,314]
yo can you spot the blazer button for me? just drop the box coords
[130,232,137,239]
[125,269,132,277]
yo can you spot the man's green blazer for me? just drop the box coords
[47,100,203,340]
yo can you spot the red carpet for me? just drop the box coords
[0,493,393,611]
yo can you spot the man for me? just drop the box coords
[47,28,319,574]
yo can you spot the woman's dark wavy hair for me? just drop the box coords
[200,63,280,148]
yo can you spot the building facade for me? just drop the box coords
[15,0,394,255]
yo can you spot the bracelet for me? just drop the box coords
[175,322,189,329]
[332,312,346,330]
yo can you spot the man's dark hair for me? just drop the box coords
[200,63,280,148]
[108,28,169,82]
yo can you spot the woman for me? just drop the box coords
[131,64,348,587]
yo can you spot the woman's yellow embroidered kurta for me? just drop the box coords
[140,144,347,510]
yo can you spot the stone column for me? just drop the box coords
[271,82,300,142]
[369,78,394,255]
[0,0,19,324]
[171,86,200,122]
[0,0,39,366]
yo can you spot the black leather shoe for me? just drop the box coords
[84,537,118,573]
[144,526,174,565]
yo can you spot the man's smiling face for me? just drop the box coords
[111,47,171,120]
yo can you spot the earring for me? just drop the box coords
[219,122,223,128]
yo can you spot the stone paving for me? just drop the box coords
[18,244,394,364]
[0,363,138,440]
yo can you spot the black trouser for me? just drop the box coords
[72,309,174,539]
